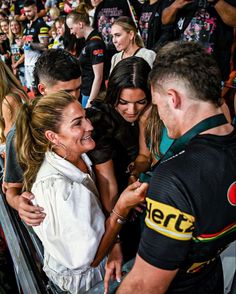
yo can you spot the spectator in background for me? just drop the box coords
[66,3,106,108]
[50,16,65,48]
[44,0,59,12]
[0,10,8,22]
[161,0,236,81]
[14,0,46,22]
[9,20,26,86]
[139,0,172,51]
[110,16,156,73]
[0,1,10,16]
[84,0,97,26]
[45,6,60,27]
[0,59,28,146]
[22,0,49,91]
[93,0,142,78]
[0,29,10,66]
[63,21,85,57]
[0,18,9,37]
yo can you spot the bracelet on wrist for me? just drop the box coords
[111,209,127,225]
[114,234,121,243]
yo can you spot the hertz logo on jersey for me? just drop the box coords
[145,198,195,241]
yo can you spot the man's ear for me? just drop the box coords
[78,21,84,29]
[45,130,58,145]
[38,83,46,95]
[168,89,181,109]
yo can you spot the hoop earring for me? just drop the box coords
[50,143,67,160]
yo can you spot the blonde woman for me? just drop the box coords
[9,19,26,86]
[15,91,148,294]
[110,16,156,73]
[0,59,28,143]
[0,59,28,190]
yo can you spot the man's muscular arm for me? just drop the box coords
[116,255,178,294]
[213,0,236,27]
[6,186,45,226]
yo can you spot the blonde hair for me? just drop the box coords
[113,16,144,48]
[15,91,76,191]
[8,19,23,45]
[0,59,28,143]
[145,105,165,158]
[66,3,90,26]
[49,6,60,20]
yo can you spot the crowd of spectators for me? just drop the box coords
[0,0,234,91]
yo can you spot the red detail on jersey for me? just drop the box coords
[93,49,104,56]
[227,182,236,206]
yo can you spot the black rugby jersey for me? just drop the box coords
[139,129,236,290]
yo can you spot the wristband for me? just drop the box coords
[111,209,127,225]
[114,234,121,243]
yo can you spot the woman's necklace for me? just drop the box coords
[122,46,141,59]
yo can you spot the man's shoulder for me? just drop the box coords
[34,18,47,28]
[86,31,106,48]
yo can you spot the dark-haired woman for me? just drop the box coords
[86,56,151,262]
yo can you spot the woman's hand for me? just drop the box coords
[115,181,148,217]
[104,243,123,294]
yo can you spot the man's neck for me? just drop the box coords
[29,15,38,25]
[84,27,93,39]
[180,104,233,137]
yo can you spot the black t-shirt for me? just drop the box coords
[162,0,236,80]
[139,0,166,49]
[78,30,105,96]
[86,100,139,192]
[139,129,236,291]
[5,126,23,184]
[14,0,44,15]
[23,17,48,43]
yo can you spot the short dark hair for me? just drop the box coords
[33,49,81,95]
[149,41,222,106]
[23,0,37,8]
[105,56,152,106]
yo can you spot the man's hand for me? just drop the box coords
[104,243,123,294]
[17,192,46,226]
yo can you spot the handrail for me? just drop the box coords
[0,191,49,294]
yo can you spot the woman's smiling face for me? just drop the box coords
[54,101,95,164]
[115,88,148,123]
